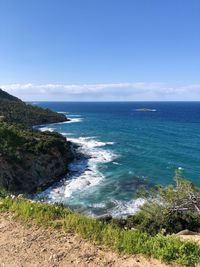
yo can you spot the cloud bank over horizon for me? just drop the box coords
[1,82,200,101]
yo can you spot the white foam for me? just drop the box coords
[59,137,116,198]
[68,114,82,117]
[178,166,183,170]
[68,137,114,150]
[36,136,116,201]
[63,118,83,123]
[112,162,121,165]
[64,161,104,198]
[91,203,107,209]
[60,132,73,136]
[109,198,145,218]
[39,127,54,132]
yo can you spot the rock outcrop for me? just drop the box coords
[0,140,74,194]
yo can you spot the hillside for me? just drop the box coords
[0,89,74,193]
[0,88,68,126]
[0,122,74,193]
[0,88,22,102]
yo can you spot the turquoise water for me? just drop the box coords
[35,102,200,217]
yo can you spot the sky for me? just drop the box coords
[1,0,200,101]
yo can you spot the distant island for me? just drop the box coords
[0,89,74,193]
[135,108,157,112]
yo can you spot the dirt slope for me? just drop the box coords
[0,213,168,267]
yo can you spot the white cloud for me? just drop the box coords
[1,82,200,101]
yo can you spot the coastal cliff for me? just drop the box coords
[0,89,74,193]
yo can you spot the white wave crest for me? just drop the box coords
[61,137,116,198]
[57,111,68,114]
[68,114,82,117]
[69,137,114,150]
[39,127,54,132]
[60,132,73,136]
[35,136,116,201]
[63,118,83,123]
[109,198,145,218]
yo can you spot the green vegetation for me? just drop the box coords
[113,170,200,235]
[0,88,21,102]
[0,122,68,160]
[0,121,73,193]
[0,88,67,126]
[0,195,200,266]
[0,97,67,126]
[0,89,73,193]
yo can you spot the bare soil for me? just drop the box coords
[0,212,169,267]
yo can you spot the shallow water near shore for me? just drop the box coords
[34,102,200,217]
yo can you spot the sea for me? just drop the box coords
[33,102,200,217]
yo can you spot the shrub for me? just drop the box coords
[117,170,200,235]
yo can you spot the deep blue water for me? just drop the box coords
[35,102,200,217]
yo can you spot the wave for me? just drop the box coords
[39,127,54,132]
[60,132,73,136]
[35,136,116,202]
[112,161,121,165]
[34,132,144,218]
[135,108,157,112]
[108,198,145,217]
[68,114,82,117]
[63,118,83,123]
[69,137,114,150]
[64,137,117,197]
[86,198,145,218]
[57,111,68,114]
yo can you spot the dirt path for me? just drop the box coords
[0,212,169,267]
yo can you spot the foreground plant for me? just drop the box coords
[123,170,200,235]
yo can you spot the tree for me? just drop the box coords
[123,170,200,235]
[154,169,200,215]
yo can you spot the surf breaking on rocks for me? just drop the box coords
[35,132,117,203]
[35,115,145,218]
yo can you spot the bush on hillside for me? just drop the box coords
[112,170,200,235]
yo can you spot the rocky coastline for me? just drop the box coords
[0,133,75,194]
[0,89,77,194]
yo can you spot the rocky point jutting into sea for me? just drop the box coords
[0,89,75,193]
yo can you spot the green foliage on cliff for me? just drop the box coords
[0,88,67,126]
[0,89,72,194]
[0,197,200,266]
[0,122,67,160]
[0,88,21,102]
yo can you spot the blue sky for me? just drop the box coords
[1,0,200,101]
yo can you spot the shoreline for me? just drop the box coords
[34,122,145,219]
